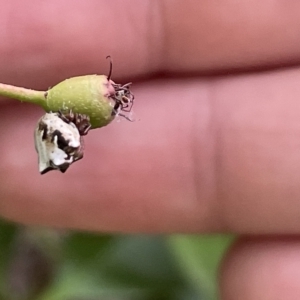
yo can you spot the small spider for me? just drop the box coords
[57,109,91,135]
[35,112,84,174]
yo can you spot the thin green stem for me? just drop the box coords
[0,83,47,109]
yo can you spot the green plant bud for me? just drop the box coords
[45,75,116,129]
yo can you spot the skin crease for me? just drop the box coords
[2,0,300,298]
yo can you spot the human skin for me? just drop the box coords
[1,0,300,299]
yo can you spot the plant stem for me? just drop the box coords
[0,83,47,109]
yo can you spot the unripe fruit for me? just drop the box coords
[45,75,116,129]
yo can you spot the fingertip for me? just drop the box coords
[220,237,300,300]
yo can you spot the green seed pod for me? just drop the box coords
[45,75,115,129]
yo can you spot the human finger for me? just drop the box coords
[220,236,300,300]
[2,0,300,88]
[1,67,300,232]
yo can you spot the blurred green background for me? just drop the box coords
[0,219,234,300]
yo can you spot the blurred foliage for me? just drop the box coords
[0,219,234,300]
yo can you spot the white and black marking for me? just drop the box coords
[34,112,86,174]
